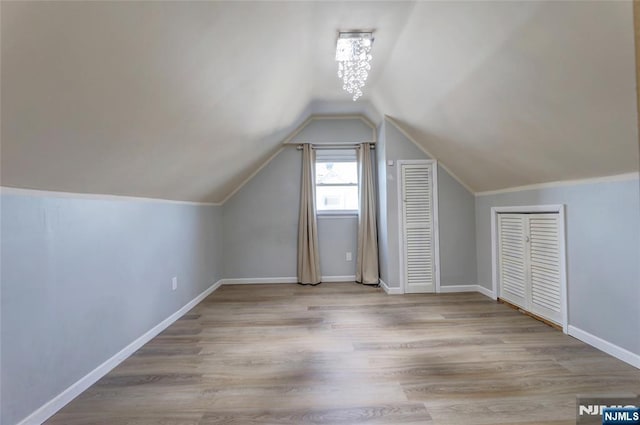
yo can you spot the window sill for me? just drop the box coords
[317,211,358,219]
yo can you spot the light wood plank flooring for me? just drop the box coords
[46,283,640,425]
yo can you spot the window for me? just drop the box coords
[315,149,358,214]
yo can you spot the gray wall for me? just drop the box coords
[475,177,640,355]
[0,193,223,425]
[377,118,477,288]
[289,117,375,144]
[318,216,358,277]
[438,165,477,286]
[222,148,301,279]
[376,122,390,284]
[222,116,378,280]
[222,148,358,279]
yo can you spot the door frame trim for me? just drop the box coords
[397,160,440,294]
[490,204,568,333]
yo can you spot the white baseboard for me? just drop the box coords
[16,279,223,425]
[221,277,298,285]
[475,285,496,299]
[439,284,495,299]
[568,325,640,369]
[321,275,355,282]
[221,276,356,285]
[379,279,402,294]
[438,285,477,293]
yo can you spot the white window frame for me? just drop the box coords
[315,152,359,217]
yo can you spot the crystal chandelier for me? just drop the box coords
[335,31,374,101]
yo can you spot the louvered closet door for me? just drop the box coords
[528,214,562,324]
[498,212,563,326]
[401,163,435,293]
[498,214,527,308]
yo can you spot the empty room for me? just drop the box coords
[1,1,640,424]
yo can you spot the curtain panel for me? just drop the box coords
[297,144,321,285]
[356,143,379,284]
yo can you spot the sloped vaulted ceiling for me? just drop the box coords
[373,0,639,192]
[1,1,638,202]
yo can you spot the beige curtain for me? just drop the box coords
[356,143,379,284]
[297,144,321,285]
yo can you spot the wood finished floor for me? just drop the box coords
[46,283,640,425]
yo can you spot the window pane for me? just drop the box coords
[316,161,357,185]
[316,185,358,211]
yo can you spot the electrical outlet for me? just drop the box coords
[346,252,352,262]
[172,277,178,291]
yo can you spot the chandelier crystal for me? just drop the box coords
[335,32,374,101]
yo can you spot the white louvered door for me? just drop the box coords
[400,163,435,293]
[497,214,527,308]
[528,214,562,324]
[498,213,562,325]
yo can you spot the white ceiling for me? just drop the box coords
[2,1,638,202]
[373,1,639,191]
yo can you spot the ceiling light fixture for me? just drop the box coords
[335,31,374,101]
